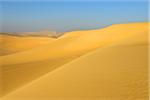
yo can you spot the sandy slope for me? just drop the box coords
[0,35,55,56]
[0,22,149,98]
[2,28,149,100]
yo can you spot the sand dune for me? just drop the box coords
[0,31,59,37]
[0,22,149,98]
[0,34,55,56]
[2,28,149,100]
[16,31,61,38]
[1,22,148,65]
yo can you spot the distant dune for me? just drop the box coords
[0,34,55,56]
[0,22,149,99]
[0,31,60,37]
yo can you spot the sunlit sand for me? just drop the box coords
[0,22,149,100]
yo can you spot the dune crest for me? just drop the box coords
[1,22,149,65]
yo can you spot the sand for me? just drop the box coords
[1,22,148,65]
[0,22,149,100]
[0,35,55,56]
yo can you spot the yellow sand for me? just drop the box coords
[0,22,149,100]
[3,33,148,100]
[0,35,55,56]
[1,22,148,65]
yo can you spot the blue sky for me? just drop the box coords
[0,1,149,32]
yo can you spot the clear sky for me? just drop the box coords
[0,1,149,32]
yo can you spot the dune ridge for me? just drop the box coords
[1,22,148,65]
[0,22,149,99]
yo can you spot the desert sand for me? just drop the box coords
[0,22,149,100]
[0,34,55,56]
